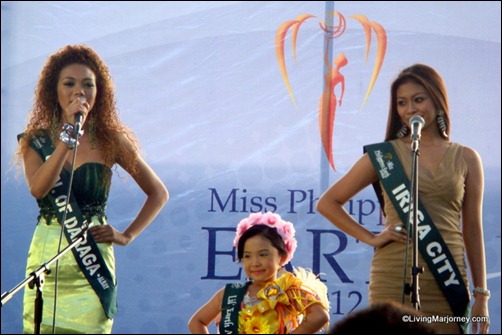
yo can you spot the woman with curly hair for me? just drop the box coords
[16,44,169,334]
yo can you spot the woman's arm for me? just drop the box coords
[461,146,489,334]
[317,153,408,248]
[21,139,73,199]
[90,134,169,245]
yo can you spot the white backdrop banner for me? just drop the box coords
[1,1,500,334]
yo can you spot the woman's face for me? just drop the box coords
[57,63,97,115]
[242,234,286,287]
[396,81,437,130]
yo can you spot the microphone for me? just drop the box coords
[75,113,83,132]
[410,115,425,141]
[74,97,86,135]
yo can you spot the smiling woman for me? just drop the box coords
[317,64,490,334]
[1,2,499,335]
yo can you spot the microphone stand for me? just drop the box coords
[1,122,84,334]
[1,226,89,333]
[405,137,424,310]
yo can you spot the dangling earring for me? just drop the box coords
[396,122,408,139]
[50,106,59,142]
[88,114,96,149]
[436,110,448,139]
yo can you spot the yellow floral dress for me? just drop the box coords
[235,268,329,334]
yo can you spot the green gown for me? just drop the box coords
[23,163,116,334]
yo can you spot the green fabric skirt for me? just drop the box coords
[23,216,116,334]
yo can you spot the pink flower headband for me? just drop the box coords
[233,212,297,264]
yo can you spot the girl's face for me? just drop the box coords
[57,63,97,116]
[396,81,437,133]
[242,234,286,287]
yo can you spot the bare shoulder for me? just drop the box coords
[345,152,378,181]
[460,144,483,168]
[115,130,134,147]
[114,130,140,164]
[215,286,225,299]
[206,286,226,307]
[199,286,226,313]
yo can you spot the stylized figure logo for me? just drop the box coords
[276,12,387,170]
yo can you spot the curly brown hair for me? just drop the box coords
[16,44,140,176]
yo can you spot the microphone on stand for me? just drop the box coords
[74,97,86,136]
[410,115,424,152]
[407,114,425,308]
[74,113,83,134]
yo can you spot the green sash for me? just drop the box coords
[364,141,469,333]
[219,281,251,334]
[19,132,117,319]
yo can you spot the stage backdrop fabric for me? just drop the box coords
[1,1,500,334]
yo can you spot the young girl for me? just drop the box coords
[188,212,330,334]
